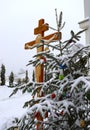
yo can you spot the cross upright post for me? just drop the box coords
[34,19,48,83]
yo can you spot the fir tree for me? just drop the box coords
[9,10,90,130]
[0,64,6,85]
[9,71,14,87]
[17,78,22,85]
[25,70,29,83]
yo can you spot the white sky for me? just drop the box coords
[0,0,85,77]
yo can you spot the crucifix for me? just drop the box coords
[25,19,61,84]
[24,18,61,130]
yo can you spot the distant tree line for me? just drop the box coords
[0,64,29,87]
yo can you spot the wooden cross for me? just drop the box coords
[25,19,61,83]
[24,19,62,130]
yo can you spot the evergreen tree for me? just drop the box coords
[9,10,90,130]
[9,71,14,87]
[0,64,6,85]
[25,70,29,83]
[17,78,22,85]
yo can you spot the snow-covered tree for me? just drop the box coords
[9,71,14,87]
[9,10,90,130]
[25,70,29,83]
[0,64,6,85]
[17,78,22,86]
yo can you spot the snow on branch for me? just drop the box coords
[71,76,90,93]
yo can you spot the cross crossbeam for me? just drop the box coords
[24,32,61,49]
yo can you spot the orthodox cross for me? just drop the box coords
[24,19,61,130]
[25,19,61,84]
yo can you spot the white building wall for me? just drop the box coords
[84,0,90,45]
[79,0,90,45]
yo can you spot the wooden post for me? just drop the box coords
[34,19,48,84]
[14,128,18,130]
[24,19,62,130]
[35,34,44,130]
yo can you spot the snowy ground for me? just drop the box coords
[0,85,32,130]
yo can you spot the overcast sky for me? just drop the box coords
[0,0,85,77]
